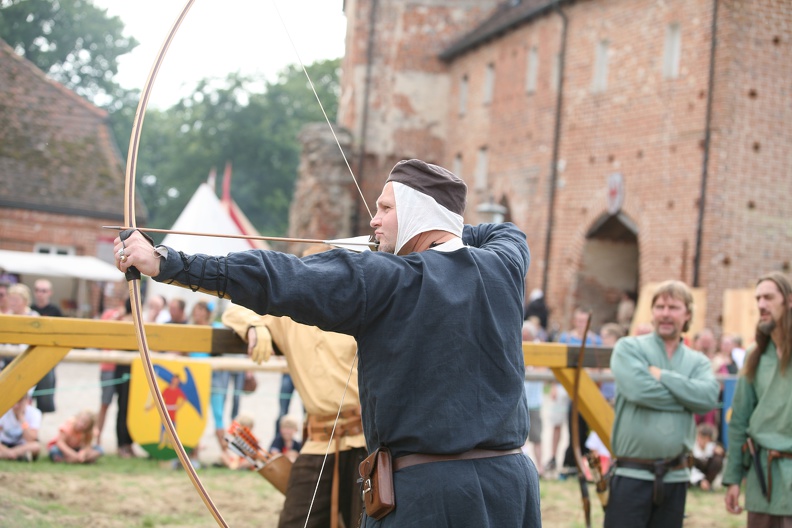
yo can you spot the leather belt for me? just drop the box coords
[614,452,693,506]
[615,452,693,472]
[307,408,363,442]
[741,439,792,501]
[393,448,522,472]
[306,407,363,528]
[766,448,792,500]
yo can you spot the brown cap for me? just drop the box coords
[386,159,467,215]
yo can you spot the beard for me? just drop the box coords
[757,318,776,336]
[377,240,396,254]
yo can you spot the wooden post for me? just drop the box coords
[0,346,71,415]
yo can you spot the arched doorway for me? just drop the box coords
[575,212,639,331]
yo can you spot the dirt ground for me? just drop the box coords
[2,361,293,526]
[0,459,742,528]
[0,463,286,527]
[2,363,743,527]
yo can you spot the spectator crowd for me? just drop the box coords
[3,267,790,528]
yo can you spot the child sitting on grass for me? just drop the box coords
[48,409,103,464]
[269,415,302,463]
[690,422,724,490]
[0,390,42,462]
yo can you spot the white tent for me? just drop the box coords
[145,182,268,320]
[0,250,121,281]
[0,249,124,317]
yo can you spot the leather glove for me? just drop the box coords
[248,325,273,365]
[221,303,274,364]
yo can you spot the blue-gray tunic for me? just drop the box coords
[155,223,540,527]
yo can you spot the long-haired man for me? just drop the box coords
[723,272,792,525]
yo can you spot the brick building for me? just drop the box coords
[0,39,134,316]
[295,0,791,333]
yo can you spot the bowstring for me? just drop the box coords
[301,350,359,528]
[271,0,373,220]
[269,4,370,526]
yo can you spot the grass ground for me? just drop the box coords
[0,457,746,527]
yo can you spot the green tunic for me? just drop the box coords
[722,342,792,515]
[610,333,720,482]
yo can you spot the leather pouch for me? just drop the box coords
[359,447,395,519]
[257,453,292,495]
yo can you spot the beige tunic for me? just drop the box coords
[222,304,365,455]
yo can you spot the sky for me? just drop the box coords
[91,0,348,109]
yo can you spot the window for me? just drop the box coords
[453,154,463,179]
[35,244,75,256]
[526,47,539,93]
[592,40,609,92]
[551,52,561,92]
[458,75,468,116]
[483,63,495,105]
[96,239,116,264]
[475,147,489,190]
[663,23,681,79]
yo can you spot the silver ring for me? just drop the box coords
[117,248,125,258]
[120,255,127,263]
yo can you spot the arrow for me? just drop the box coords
[102,226,378,252]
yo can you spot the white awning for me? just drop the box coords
[0,249,122,281]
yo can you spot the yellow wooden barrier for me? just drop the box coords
[1,315,616,452]
[0,315,246,416]
[1,346,71,412]
[0,315,245,353]
[524,342,614,453]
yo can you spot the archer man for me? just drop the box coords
[115,159,540,527]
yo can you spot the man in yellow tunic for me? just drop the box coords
[222,298,365,528]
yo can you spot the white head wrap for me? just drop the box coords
[393,182,464,254]
[385,159,467,255]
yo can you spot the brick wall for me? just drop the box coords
[548,0,716,327]
[324,0,791,332]
[339,0,500,233]
[701,0,792,328]
[288,123,358,255]
[446,11,563,297]
[0,207,120,257]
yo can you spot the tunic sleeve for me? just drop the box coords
[657,354,720,414]
[463,223,530,277]
[154,247,368,335]
[722,374,756,485]
[221,304,275,363]
[611,338,685,411]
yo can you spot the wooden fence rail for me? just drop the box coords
[1,315,616,451]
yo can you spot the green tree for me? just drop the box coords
[0,0,137,102]
[231,59,340,235]
[1,0,341,236]
[134,59,341,237]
